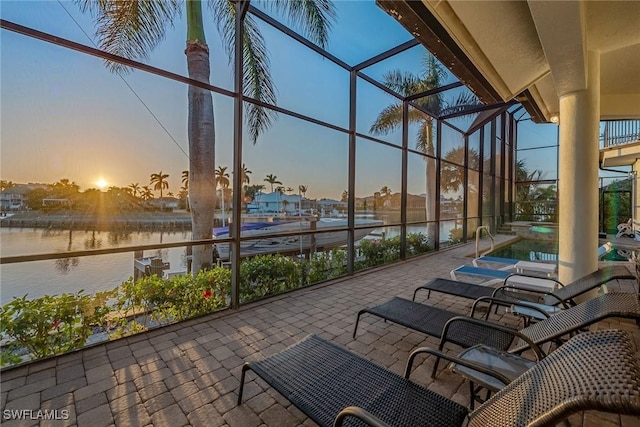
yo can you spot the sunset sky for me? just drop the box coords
[0,0,570,200]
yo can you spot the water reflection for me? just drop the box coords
[54,257,79,274]
[84,230,103,249]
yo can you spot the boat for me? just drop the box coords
[212,217,384,259]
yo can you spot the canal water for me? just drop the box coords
[1,228,192,305]
[1,218,459,304]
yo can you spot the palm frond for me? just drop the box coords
[381,70,423,96]
[76,0,181,73]
[422,54,446,88]
[242,15,278,144]
[414,92,444,116]
[211,1,277,144]
[269,0,336,48]
[369,103,403,135]
[440,91,482,117]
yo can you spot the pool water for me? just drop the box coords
[489,239,635,262]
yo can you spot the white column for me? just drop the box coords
[557,51,600,284]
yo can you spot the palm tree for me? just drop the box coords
[264,174,282,192]
[236,163,252,211]
[441,147,481,193]
[514,160,555,221]
[370,54,480,243]
[140,186,154,201]
[0,180,15,191]
[215,166,230,189]
[241,163,252,186]
[150,171,170,199]
[181,170,189,190]
[215,166,230,225]
[80,0,336,273]
[244,184,265,201]
[379,185,392,208]
[128,182,140,198]
[298,185,308,214]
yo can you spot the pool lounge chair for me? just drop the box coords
[472,255,519,268]
[450,265,559,292]
[617,218,634,238]
[417,264,634,312]
[237,330,640,427]
[353,293,640,378]
[471,256,559,276]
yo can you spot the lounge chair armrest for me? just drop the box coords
[333,406,391,427]
[404,346,512,385]
[492,286,568,308]
[492,285,548,297]
[440,315,545,361]
[471,296,552,321]
[504,272,565,289]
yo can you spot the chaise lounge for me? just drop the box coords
[237,329,640,427]
[353,292,640,378]
[414,264,635,313]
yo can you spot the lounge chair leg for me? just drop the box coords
[469,381,475,410]
[353,311,364,338]
[430,355,441,379]
[237,364,250,405]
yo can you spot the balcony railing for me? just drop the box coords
[601,120,640,148]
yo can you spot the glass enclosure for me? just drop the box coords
[0,0,519,366]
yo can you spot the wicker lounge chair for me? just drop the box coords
[354,293,640,378]
[415,264,634,310]
[237,330,640,427]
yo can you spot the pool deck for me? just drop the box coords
[1,235,639,427]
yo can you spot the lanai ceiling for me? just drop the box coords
[377,0,640,123]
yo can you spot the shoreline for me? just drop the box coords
[0,212,194,231]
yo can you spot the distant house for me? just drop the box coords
[148,197,180,210]
[246,191,302,214]
[0,183,46,211]
[316,198,347,214]
[1,186,29,210]
[42,197,71,208]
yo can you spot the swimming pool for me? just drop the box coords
[489,239,635,262]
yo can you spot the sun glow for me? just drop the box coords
[96,179,108,189]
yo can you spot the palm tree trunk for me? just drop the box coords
[186,1,215,273]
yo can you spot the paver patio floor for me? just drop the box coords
[2,237,639,426]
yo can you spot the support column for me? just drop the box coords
[557,51,600,284]
[632,167,640,241]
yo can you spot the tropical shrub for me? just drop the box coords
[240,254,302,302]
[0,290,114,365]
[113,267,231,333]
[307,249,347,283]
[448,227,464,244]
[406,232,432,255]
[355,236,401,269]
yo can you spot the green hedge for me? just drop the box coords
[1,235,430,367]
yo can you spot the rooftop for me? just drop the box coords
[2,238,638,427]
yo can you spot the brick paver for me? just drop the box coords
[1,236,639,426]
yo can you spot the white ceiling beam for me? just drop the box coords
[527,0,587,97]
